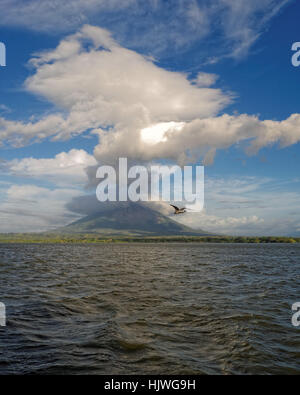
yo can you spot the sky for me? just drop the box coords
[0,0,300,236]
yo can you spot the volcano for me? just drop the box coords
[60,203,209,236]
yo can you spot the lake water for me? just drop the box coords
[0,243,299,375]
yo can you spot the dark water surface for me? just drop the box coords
[0,243,299,375]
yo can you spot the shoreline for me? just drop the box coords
[0,234,299,244]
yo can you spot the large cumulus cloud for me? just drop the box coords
[1,25,300,168]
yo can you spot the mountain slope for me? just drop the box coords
[60,203,209,236]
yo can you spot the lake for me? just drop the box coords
[0,243,299,374]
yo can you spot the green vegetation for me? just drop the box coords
[0,233,299,244]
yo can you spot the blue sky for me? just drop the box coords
[0,0,300,235]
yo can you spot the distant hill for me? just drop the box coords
[59,203,209,236]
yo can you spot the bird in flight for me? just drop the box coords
[170,204,186,215]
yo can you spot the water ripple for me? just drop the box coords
[0,243,300,374]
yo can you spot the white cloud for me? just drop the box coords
[0,104,11,114]
[1,25,299,167]
[140,122,185,145]
[0,0,134,33]
[194,72,219,87]
[172,176,300,236]
[0,148,97,232]
[179,212,265,234]
[0,0,290,60]
[177,210,300,236]
[0,184,82,232]
[94,113,300,165]
[3,149,96,186]
[0,25,230,153]
[1,173,299,234]
[62,175,300,236]
[219,0,289,58]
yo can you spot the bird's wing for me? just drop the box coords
[170,204,179,210]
